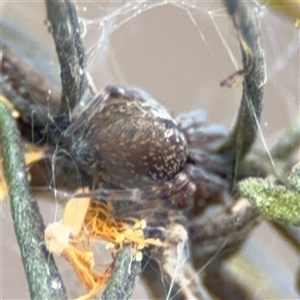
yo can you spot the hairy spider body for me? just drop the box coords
[65,85,188,189]
[60,84,230,209]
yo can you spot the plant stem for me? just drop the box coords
[0,99,68,300]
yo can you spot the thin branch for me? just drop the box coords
[218,0,266,181]
[0,100,68,300]
[45,0,90,114]
[102,246,141,300]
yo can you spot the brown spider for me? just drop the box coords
[1,0,299,299]
[63,84,229,208]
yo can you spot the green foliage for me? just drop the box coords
[239,163,300,226]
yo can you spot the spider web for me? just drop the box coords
[1,1,299,299]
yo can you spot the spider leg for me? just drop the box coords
[185,125,228,150]
[184,164,231,212]
[176,109,207,131]
[187,149,230,176]
[75,172,196,208]
[177,110,228,150]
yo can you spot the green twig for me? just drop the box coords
[0,101,68,299]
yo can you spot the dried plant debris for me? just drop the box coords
[45,188,164,299]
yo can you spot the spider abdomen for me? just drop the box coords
[66,86,188,188]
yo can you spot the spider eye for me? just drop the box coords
[68,86,188,188]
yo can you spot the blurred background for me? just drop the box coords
[1,1,299,299]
